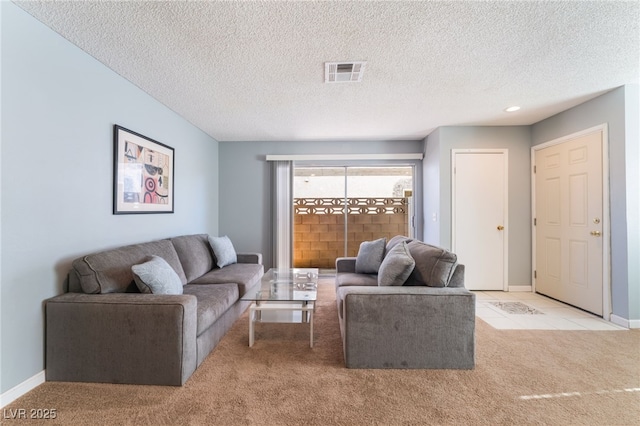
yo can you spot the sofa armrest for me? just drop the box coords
[336,286,475,369]
[336,257,357,273]
[46,292,198,386]
[237,252,262,265]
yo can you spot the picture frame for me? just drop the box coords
[113,125,174,214]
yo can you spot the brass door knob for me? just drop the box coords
[590,230,601,237]
[497,225,504,231]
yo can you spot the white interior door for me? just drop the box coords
[453,150,507,291]
[534,130,604,315]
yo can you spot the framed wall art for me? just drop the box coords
[113,125,174,214]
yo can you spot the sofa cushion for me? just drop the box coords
[170,234,215,282]
[183,284,239,336]
[190,263,264,297]
[404,241,458,287]
[355,238,386,274]
[336,273,378,287]
[72,240,188,294]
[378,242,415,286]
[132,256,184,295]
[208,236,237,268]
[386,235,413,252]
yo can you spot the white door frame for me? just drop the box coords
[452,149,509,291]
[531,124,611,320]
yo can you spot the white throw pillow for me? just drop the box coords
[131,256,183,295]
[208,235,238,268]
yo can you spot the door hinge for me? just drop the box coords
[534,218,537,226]
[534,270,537,279]
[533,165,536,173]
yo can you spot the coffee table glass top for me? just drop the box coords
[241,268,318,302]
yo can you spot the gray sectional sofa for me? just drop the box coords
[335,236,476,369]
[45,234,263,386]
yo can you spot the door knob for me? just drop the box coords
[497,225,504,231]
[590,231,601,237]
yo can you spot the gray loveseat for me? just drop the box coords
[45,234,263,386]
[335,236,475,369]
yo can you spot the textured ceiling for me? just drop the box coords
[15,1,640,142]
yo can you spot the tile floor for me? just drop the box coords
[473,291,627,330]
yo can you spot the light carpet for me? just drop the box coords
[4,279,639,425]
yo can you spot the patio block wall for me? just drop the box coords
[293,198,409,269]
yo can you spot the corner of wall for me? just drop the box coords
[422,128,441,245]
[1,0,6,401]
[624,84,640,321]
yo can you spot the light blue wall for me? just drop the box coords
[531,86,638,321]
[624,85,639,321]
[218,140,424,268]
[1,2,219,393]
[422,128,440,246]
[425,126,532,287]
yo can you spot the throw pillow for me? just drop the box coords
[386,235,414,252]
[208,235,237,268]
[378,241,416,286]
[355,237,386,274]
[404,241,458,287]
[131,256,183,295]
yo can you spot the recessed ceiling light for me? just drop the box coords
[504,106,521,112]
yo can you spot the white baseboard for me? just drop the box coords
[509,285,532,292]
[0,370,45,408]
[610,314,640,329]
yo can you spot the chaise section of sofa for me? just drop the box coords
[335,237,475,369]
[46,234,263,386]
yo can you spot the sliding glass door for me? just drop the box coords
[293,167,346,270]
[293,165,414,269]
[345,167,413,258]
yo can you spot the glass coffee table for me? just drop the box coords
[241,268,318,348]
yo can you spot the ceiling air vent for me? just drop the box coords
[325,61,366,83]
